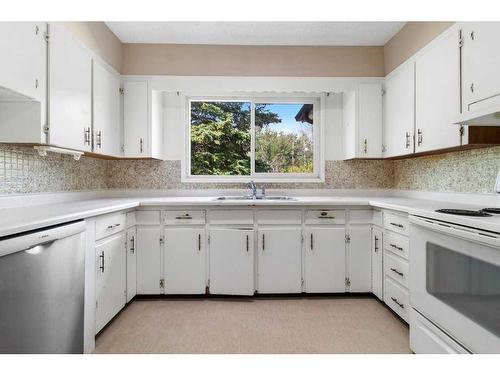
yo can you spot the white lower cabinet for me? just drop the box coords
[348,225,372,292]
[304,226,346,293]
[257,227,302,293]
[209,228,254,295]
[126,227,137,303]
[371,226,383,300]
[95,232,127,333]
[164,227,206,294]
[136,225,163,294]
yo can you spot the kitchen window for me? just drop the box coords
[186,95,323,182]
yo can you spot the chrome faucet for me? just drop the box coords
[248,180,257,199]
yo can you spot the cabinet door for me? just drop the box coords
[416,30,462,153]
[304,226,346,293]
[348,225,372,292]
[371,227,383,300]
[136,226,162,294]
[123,81,148,157]
[95,232,126,333]
[257,227,302,293]
[0,22,46,102]
[358,83,383,158]
[383,62,415,158]
[209,228,254,295]
[461,22,500,110]
[92,61,121,157]
[164,227,206,294]
[48,23,92,152]
[126,227,137,303]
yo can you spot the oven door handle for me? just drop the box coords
[409,215,500,248]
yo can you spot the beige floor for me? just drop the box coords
[94,296,411,354]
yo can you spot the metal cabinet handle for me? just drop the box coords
[405,132,411,149]
[390,267,404,277]
[417,128,423,147]
[198,233,201,251]
[96,130,102,148]
[130,236,135,254]
[390,222,404,229]
[363,138,367,154]
[391,297,404,309]
[107,223,121,229]
[470,83,474,93]
[246,235,249,252]
[390,243,404,252]
[262,234,265,251]
[84,127,91,146]
[310,233,313,251]
[374,235,379,252]
[140,138,144,153]
[318,216,335,219]
[175,214,192,220]
[99,251,105,273]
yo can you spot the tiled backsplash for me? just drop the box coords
[1,144,500,195]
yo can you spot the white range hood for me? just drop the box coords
[455,100,500,126]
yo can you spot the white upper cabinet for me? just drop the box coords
[0,22,47,102]
[415,29,463,152]
[383,62,415,158]
[123,81,163,159]
[48,23,92,152]
[461,22,500,115]
[92,61,121,157]
[343,83,383,159]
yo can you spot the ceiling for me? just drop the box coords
[105,22,406,46]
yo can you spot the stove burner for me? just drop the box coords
[481,208,500,214]
[436,209,492,217]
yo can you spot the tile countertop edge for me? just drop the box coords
[1,196,499,238]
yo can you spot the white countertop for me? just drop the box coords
[1,195,499,238]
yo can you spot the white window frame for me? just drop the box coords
[183,93,325,183]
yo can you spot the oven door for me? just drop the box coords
[410,216,500,353]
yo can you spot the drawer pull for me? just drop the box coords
[317,216,335,219]
[107,223,121,229]
[390,222,404,229]
[390,243,404,252]
[390,267,404,277]
[130,236,135,254]
[175,214,193,220]
[99,251,105,273]
[391,297,404,309]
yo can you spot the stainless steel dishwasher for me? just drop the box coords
[0,220,86,353]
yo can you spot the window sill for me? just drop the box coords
[182,176,325,184]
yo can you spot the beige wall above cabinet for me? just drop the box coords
[122,80,163,159]
[343,83,383,159]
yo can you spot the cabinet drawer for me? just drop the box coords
[209,210,253,225]
[164,210,206,225]
[384,251,409,288]
[384,276,409,322]
[95,212,126,240]
[136,210,161,225]
[257,210,302,225]
[349,209,373,224]
[384,231,409,260]
[305,209,345,224]
[384,211,409,236]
